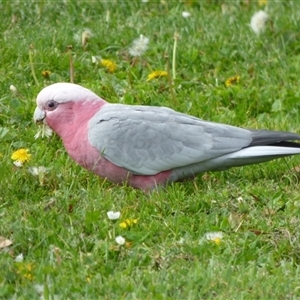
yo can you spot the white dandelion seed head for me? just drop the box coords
[250,10,268,35]
[107,211,121,220]
[129,34,149,57]
[182,11,191,18]
[115,235,126,245]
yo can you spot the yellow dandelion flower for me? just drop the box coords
[258,0,267,6]
[41,70,51,78]
[147,70,168,81]
[100,59,117,73]
[225,75,240,87]
[119,218,138,229]
[212,237,221,245]
[16,263,34,281]
[11,148,31,163]
[119,222,127,229]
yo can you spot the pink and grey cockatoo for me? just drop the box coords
[34,83,300,191]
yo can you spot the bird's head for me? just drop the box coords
[34,82,103,125]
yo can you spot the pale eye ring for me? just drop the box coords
[45,100,58,111]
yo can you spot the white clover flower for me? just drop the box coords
[250,10,268,35]
[34,284,44,295]
[237,196,244,202]
[182,11,191,18]
[34,283,59,299]
[205,231,223,240]
[107,211,121,220]
[115,235,126,245]
[113,83,126,97]
[204,231,223,245]
[177,237,185,244]
[28,166,48,176]
[91,55,101,64]
[15,253,24,262]
[74,29,92,46]
[200,231,223,245]
[13,160,23,167]
[34,124,53,139]
[10,84,18,95]
[129,35,149,57]
[28,166,49,185]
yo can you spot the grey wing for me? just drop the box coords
[88,104,253,175]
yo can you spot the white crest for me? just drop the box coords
[36,83,102,106]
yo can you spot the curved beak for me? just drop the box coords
[34,107,46,124]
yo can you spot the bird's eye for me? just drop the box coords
[45,100,58,111]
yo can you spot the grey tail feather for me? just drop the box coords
[249,129,300,148]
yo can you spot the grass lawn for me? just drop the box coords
[1,0,300,299]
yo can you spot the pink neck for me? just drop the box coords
[46,100,106,142]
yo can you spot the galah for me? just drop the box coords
[34,83,300,191]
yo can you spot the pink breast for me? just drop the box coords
[46,100,172,191]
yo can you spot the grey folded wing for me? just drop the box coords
[87,104,253,175]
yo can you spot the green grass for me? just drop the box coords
[1,0,300,299]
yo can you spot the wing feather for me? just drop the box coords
[88,104,252,175]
